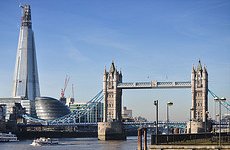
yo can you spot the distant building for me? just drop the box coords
[0,98,31,120]
[0,104,6,121]
[122,106,133,122]
[122,106,132,118]
[0,102,26,132]
[0,104,6,132]
[134,116,148,122]
[66,97,75,106]
[59,97,67,105]
[35,97,70,120]
[7,103,26,132]
[9,103,26,123]
[69,102,103,123]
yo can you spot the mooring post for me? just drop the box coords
[138,128,142,150]
[143,127,147,150]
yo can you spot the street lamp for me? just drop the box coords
[166,102,173,135]
[216,114,220,133]
[154,100,158,145]
[190,108,194,134]
[228,118,230,135]
[214,97,226,146]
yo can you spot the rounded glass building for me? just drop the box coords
[35,97,71,120]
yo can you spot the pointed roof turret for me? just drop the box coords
[197,60,202,71]
[203,65,207,73]
[109,61,116,73]
[119,70,122,82]
[104,66,107,74]
[192,65,196,73]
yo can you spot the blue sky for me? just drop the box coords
[0,0,229,121]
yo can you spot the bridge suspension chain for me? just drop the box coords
[208,89,230,111]
[22,90,104,125]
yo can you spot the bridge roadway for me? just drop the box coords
[18,121,187,127]
[117,81,191,89]
[19,121,230,129]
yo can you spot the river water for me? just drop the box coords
[0,136,150,150]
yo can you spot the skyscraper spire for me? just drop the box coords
[12,4,40,101]
[20,4,32,28]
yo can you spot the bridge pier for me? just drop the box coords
[98,121,126,140]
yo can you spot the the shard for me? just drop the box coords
[12,4,40,101]
[0,4,71,119]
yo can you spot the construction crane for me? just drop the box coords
[60,75,70,104]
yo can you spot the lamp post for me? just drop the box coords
[216,114,219,134]
[228,118,230,135]
[166,102,173,135]
[214,97,226,146]
[190,108,194,134]
[154,100,158,145]
[227,105,230,135]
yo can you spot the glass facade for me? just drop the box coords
[69,102,103,123]
[35,97,71,120]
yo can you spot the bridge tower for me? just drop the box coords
[188,60,209,133]
[98,61,126,140]
[103,61,122,122]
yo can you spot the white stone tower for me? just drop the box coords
[12,5,40,115]
[98,61,126,140]
[188,60,208,133]
[103,61,122,122]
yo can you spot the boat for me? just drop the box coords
[31,137,59,146]
[0,132,18,142]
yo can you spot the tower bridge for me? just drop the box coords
[98,60,208,140]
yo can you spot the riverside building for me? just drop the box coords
[0,4,70,121]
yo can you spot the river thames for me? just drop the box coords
[0,136,150,150]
